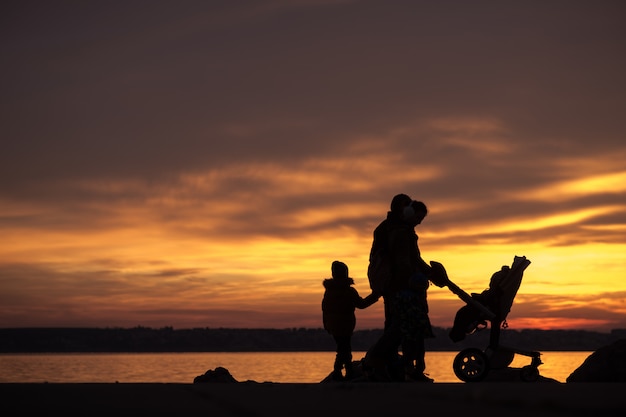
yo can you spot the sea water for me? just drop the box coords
[0,351,591,383]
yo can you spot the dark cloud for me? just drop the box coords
[3,1,625,185]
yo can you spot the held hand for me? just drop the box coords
[429,260,450,288]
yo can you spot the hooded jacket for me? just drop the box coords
[322,277,378,337]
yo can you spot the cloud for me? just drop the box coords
[0,1,625,330]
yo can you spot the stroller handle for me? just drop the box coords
[430,260,496,320]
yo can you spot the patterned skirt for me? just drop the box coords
[396,290,434,340]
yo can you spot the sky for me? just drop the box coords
[1,1,625,333]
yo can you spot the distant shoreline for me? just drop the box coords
[1,327,625,353]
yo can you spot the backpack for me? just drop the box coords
[367,221,391,294]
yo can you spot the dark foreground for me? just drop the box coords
[2,382,625,416]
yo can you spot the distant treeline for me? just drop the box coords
[1,327,625,353]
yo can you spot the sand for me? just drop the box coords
[2,381,625,416]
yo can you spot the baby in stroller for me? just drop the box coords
[449,262,513,343]
[434,256,542,382]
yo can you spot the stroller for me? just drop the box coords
[430,255,543,382]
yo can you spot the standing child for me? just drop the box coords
[322,260,379,380]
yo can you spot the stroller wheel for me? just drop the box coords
[520,365,540,382]
[453,348,490,382]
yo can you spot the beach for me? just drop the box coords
[2,381,625,416]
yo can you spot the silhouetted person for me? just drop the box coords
[364,195,435,382]
[322,260,379,380]
[370,193,412,330]
[395,199,435,381]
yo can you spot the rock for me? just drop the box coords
[567,339,626,382]
[194,366,238,383]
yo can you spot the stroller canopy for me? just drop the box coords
[492,255,531,319]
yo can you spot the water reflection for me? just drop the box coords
[0,351,591,383]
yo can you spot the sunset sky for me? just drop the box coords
[1,1,625,333]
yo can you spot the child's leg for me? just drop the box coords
[335,335,353,378]
[332,335,347,380]
[414,336,426,374]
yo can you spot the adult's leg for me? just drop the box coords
[364,296,402,380]
[405,336,432,382]
[401,337,417,374]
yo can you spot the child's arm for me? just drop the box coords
[355,290,380,309]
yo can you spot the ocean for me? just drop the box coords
[0,351,592,383]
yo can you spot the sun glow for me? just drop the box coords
[521,171,626,201]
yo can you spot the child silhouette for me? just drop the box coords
[322,260,379,380]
